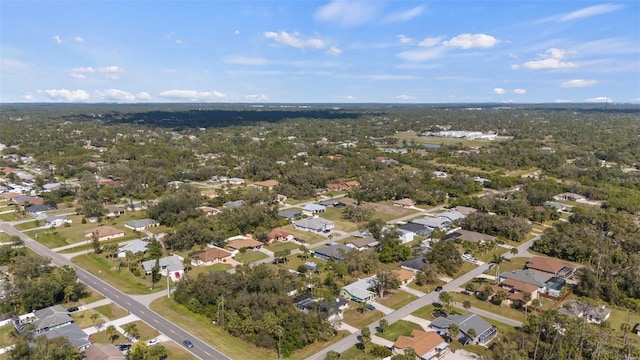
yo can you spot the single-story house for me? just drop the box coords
[526,256,577,278]
[553,192,587,202]
[1,192,21,200]
[124,219,160,231]
[346,237,379,250]
[444,229,495,244]
[340,278,377,303]
[252,179,279,190]
[314,244,351,262]
[105,205,126,217]
[304,262,318,272]
[392,269,416,285]
[278,209,303,220]
[302,203,326,214]
[13,305,92,351]
[142,255,185,282]
[318,199,346,208]
[499,270,551,288]
[410,217,452,231]
[84,343,126,360]
[493,278,540,306]
[544,201,567,212]
[126,201,147,211]
[189,246,233,266]
[398,223,433,237]
[393,198,416,208]
[436,210,466,222]
[293,217,335,234]
[267,229,294,243]
[42,182,62,192]
[396,228,415,244]
[223,200,245,209]
[84,226,126,241]
[401,255,428,272]
[13,195,44,206]
[45,215,70,228]
[433,171,448,178]
[117,239,148,258]
[26,204,57,215]
[452,206,478,216]
[227,238,264,250]
[393,329,449,360]
[558,300,611,324]
[430,313,497,345]
[40,322,92,351]
[197,206,221,216]
[227,177,245,185]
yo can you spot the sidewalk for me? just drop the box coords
[81,298,112,310]
[402,314,432,330]
[337,322,358,334]
[370,335,394,348]
[369,301,394,315]
[83,313,139,336]
[400,285,426,297]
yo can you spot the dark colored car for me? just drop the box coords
[183,340,194,348]
[435,286,443,292]
[366,304,376,311]
[115,343,131,351]
[66,306,79,313]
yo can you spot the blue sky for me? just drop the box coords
[1,1,638,103]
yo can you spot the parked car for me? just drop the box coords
[66,306,79,313]
[366,304,376,311]
[146,339,159,346]
[115,343,131,351]
[435,286,443,292]
[182,339,194,348]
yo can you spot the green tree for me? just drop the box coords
[439,291,453,312]
[375,271,400,298]
[448,323,460,342]
[466,328,477,345]
[463,300,472,313]
[325,350,340,360]
[105,324,117,343]
[426,241,462,276]
[378,319,388,333]
[147,238,163,259]
[151,258,161,289]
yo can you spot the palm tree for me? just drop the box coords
[463,300,472,313]
[492,254,505,284]
[466,328,477,345]
[510,247,518,256]
[123,323,139,340]
[439,291,453,312]
[448,323,460,343]
[105,324,117,343]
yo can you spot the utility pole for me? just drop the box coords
[166,273,170,298]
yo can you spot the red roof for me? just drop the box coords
[527,256,576,274]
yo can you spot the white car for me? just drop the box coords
[146,339,159,346]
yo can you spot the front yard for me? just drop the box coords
[234,250,268,264]
[376,290,418,310]
[342,307,384,329]
[376,319,422,341]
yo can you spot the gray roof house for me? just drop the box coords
[142,255,185,282]
[558,300,611,324]
[499,270,552,288]
[45,215,69,228]
[399,223,433,236]
[430,313,497,345]
[340,278,377,303]
[410,217,452,230]
[302,203,327,213]
[445,229,495,244]
[346,237,379,250]
[223,200,245,209]
[437,210,466,222]
[278,209,303,220]
[42,322,92,351]
[314,244,352,262]
[124,219,159,231]
[12,305,91,351]
[294,217,335,233]
[117,239,148,258]
[401,255,429,272]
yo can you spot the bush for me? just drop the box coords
[297,265,308,274]
[369,344,392,357]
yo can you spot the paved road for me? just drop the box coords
[306,235,539,360]
[0,222,228,360]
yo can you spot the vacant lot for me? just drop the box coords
[377,290,418,310]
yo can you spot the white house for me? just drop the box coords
[45,215,71,228]
[141,255,185,282]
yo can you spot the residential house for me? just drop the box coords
[401,255,429,272]
[267,229,294,243]
[223,200,245,209]
[293,217,335,234]
[553,192,587,202]
[430,313,497,345]
[313,244,351,262]
[105,205,126,217]
[45,215,70,228]
[346,237,379,251]
[141,255,185,282]
[399,223,433,237]
[393,329,449,360]
[452,206,478,216]
[84,226,126,241]
[124,219,160,232]
[41,182,62,192]
[544,201,567,212]
[278,209,302,220]
[201,189,219,198]
[558,300,611,324]
[340,278,377,303]
[117,239,148,258]
[392,269,416,285]
[227,237,264,250]
[197,206,221,217]
[526,256,577,278]
[393,198,416,208]
[189,246,233,266]
[444,229,495,244]
[126,201,147,211]
[13,195,44,206]
[12,305,91,351]
[84,343,126,360]
[227,177,245,185]
[433,171,448,178]
[436,210,466,222]
[318,199,346,208]
[26,204,56,215]
[494,278,540,306]
[498,269,568,297]
[1,192,21,200]
[409,217,452,231]
[302,203,326,214]
[252,179,279,190]
[375,156,399,165]
[396,227,415,244]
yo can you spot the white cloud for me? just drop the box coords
[136,92,152,100]
[73,66,95,73]
[74,36,83,43]
[585,96,612,103]
[397,34,413,45]
[393,94,416,100]
[264,31,325,49]
[94,89,136,102]
[53,35,62,45]
[159,89,227,101]
[493,88,506,95]
[344,95,356,100]
[314,0,380,27]
[22,93,35,101]
[561,79,597,88]
[97,65,123,80]
[225,56,269,65]
[513,88,527,94]
[44,89,90,101]
[383,5,425,23]
[363,74,419,81]
[234,30,240,35]
[326,46,342,56]
[175,39,183,44]
[560,3,622,21]
[397,47,446,62]
[510,64,519,70]
[418,37,442,47]
[70,73,86,79]
[245,94,269,101]
[555,99,572,103]
[442,33,499,49]
[523,48,578,70]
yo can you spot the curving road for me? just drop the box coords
[0,221,229,360]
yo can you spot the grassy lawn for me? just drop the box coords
[0,232,12,242]
[0,325,17,348]
[604,306,640,337]
[499,257,529,273]
[452,261,478,278]
[186,263,233,278]
[267,241,300,253]
[58,238,125,254]
[89,329,124,344]
[289,331,351,360]
[94,303,129,320]
[14,220,40,230]
[121,320,159,341]
[234,250,268,264]
[342,307,384,329]
[285,255,326,273]
[412,304,439,320]
[321,207,361,233]
[450,292,527,322]
[377,290,418,310]
[70,309,101,328]
[72,253,167,295]
[279,225,326,244]
[406,280,446,295]
[0,212,24,221]
[339,346,376,360]
[150,297,276,359]
[376,320,422,341]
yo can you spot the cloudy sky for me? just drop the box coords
[1,1,638,103]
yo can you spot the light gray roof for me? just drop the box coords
[431,314,493,337]
[348,237,379,248]
[437,210,466,222]
[342,278,377,299]
[32,305,73,331]
[559,300,611,319]
[314,244,351,260]
[303,203,326,212]
[119,239,148,254]
[295,217,334,231]
[500,270,551,287]
[410,217,451,229]
[223,200,245,209]
[142,255,184,273]
[278,209,302,218]
[125,218,159,228]
[40,323,91,350]
[45,215,66,223]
